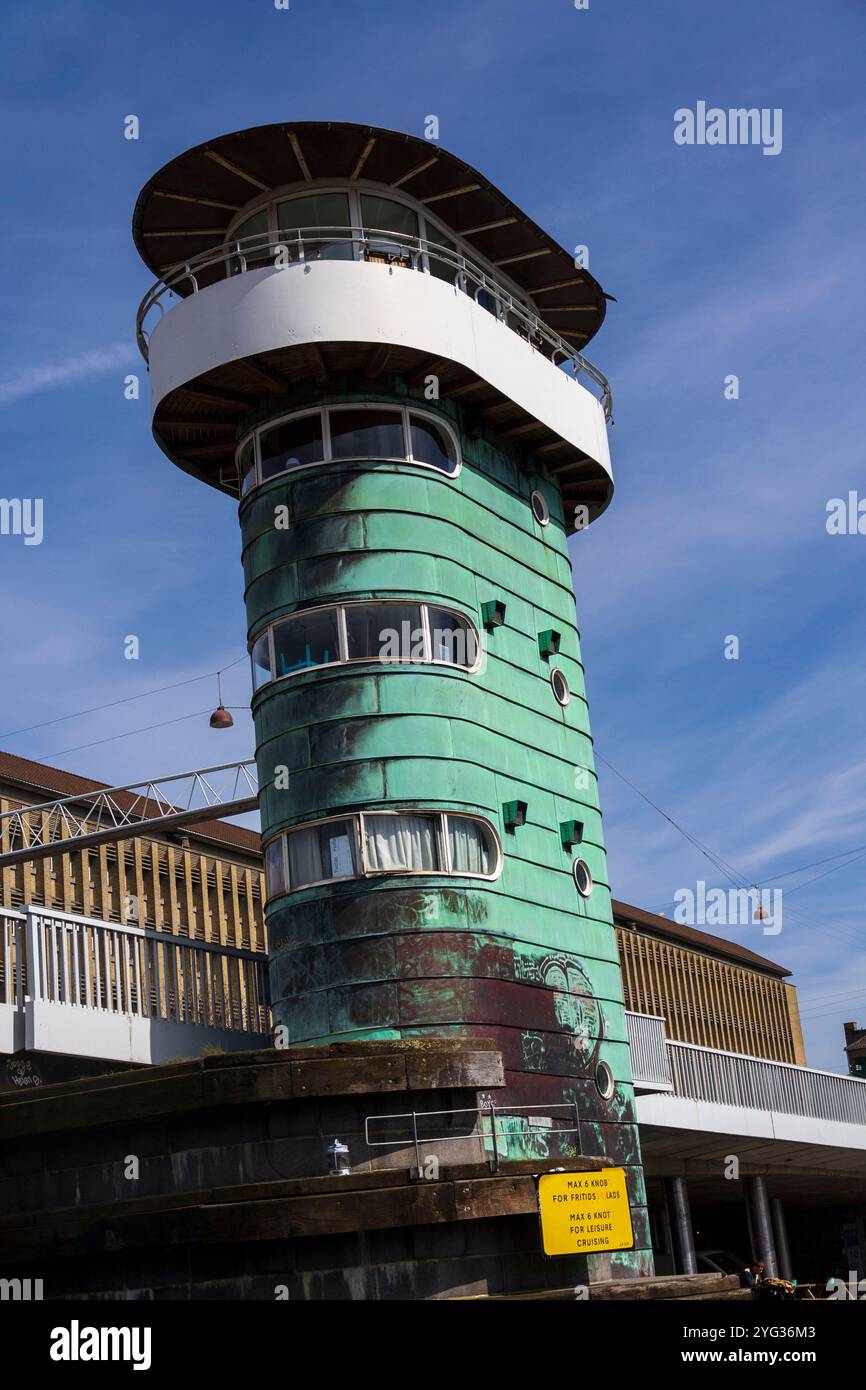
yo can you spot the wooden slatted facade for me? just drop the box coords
[614,901,806,1066]
[0,757,809,1070]
[0,754,265,955]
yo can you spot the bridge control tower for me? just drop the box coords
[134,122,650,1282]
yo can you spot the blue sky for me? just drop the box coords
[0,0,864,1070]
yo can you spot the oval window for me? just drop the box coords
[595,1060,615,1100]
[530,490,550,526]
[573,857,593,897]
[551,668,570,706]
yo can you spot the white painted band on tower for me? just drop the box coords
[147,260,613,481]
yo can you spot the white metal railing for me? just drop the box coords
[625,1011,673,1090]
[365,1099,583,1173]
[136,226,613,421]
[4,905,269,1037]
[667,1040,866,1127]
[0,908,25,1008]
[625,1010,866,1125]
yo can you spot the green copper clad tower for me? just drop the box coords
[134,122,650,1277]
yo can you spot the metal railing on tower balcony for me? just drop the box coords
[136,227,613,422]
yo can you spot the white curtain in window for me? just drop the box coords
[288,827,323,887]
[364,814,438,872]
[448,817,491,874]
[326,826,356,878]
[289,822,355,887]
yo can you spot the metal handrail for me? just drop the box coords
[16,904,270,1032]
[624,1011,866,1124]
[136,226,613,421]
[666,1039,866,1125]
[625,1010,674,1091]
[365,1099,583,1175]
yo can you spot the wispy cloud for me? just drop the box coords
[0,340,137,407]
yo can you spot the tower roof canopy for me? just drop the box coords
[133,121,608,347]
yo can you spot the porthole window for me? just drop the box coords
[251,600,480,688]
[237,404,460,493]
[530,490,550,527]
[264,809,502,894]
[595,1060,615,1100]
[551,668,570,706]
[573,857,593,897]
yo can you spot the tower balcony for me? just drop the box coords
[137,228,614,526]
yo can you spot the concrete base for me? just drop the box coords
[0,1041,653,1299]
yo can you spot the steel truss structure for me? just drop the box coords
[0,761,259,867]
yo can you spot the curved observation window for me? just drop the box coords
[229,210,270,273]
[277,191,353,260]
[224,183,531,317]
[251,600,480,690]
[264,809,502,895]
[239,404,460,494]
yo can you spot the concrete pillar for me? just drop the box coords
[771,1197,793,1280]
[664,1176,697,1275]
[746,1175,778,1277]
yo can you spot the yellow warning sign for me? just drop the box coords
[538,1168,634,1256]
